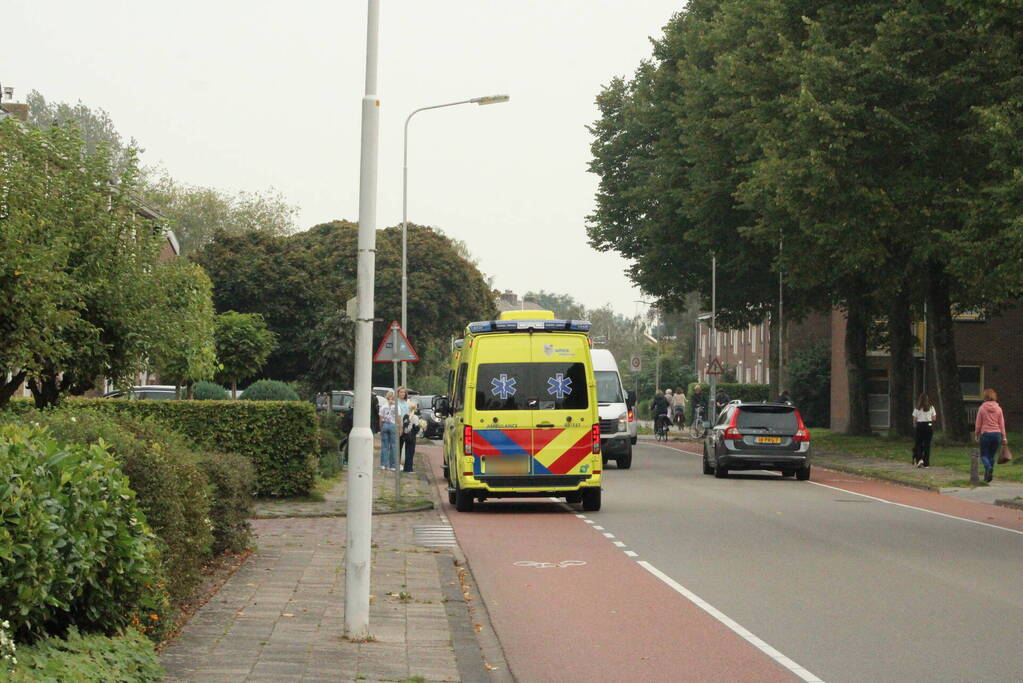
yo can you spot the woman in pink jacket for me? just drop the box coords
[975,388,1007,482]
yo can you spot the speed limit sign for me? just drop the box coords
[629,355,642,373]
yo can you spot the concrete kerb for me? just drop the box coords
[251,503,434,520]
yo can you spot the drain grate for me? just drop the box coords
[413,525,457,548]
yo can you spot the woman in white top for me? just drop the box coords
[379,390,398,470]
[912,393,937,468]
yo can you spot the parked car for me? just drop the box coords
[413,395,444,439]
[316,390,355,415]
[103,385,177,400]
[703,401,811,480]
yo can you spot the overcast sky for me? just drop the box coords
[5,1,684,317]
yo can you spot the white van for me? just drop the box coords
[591,349,637,469]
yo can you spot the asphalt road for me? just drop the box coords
[427,441,1023,682]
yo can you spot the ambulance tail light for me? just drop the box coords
[591,424,600,454]
[463,425,473,455]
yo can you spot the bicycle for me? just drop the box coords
[672,406,687,431]
[689,406,707,439]
[654,413,671,441]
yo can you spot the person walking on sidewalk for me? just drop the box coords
[401,399,424,472]
[380,390,398,470]
[975,388,1007,482]
[912,393,936,468]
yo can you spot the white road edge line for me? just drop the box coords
[602,532,615,539]
[623,550,638,557]
[637,561,824,683]
[645,441,1023,537]
[809,481,1023,536]
[613,541,626,548]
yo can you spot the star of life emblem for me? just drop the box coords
[547,373,572,399]
[491,373,517,399]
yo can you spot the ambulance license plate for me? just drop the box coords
[485,456,530,475]
[755,436,782,444]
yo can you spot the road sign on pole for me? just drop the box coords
[373,321,419,363]
[629,355,642,373]
[706,357,724,376]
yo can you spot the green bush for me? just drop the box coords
[240,379,299,401]
[7,409,213,604]
[0,424,170,643]
[199,452,255,554]
[685,382,771,421]
[315,412,344,478]
[6,399,317,497]
[192,381,229,400]
[787,341,831,427]
[3,627,162,682]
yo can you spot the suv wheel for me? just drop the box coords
[796,464,811,481]
[714,464,728,478]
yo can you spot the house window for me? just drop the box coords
[751,324,757,353]
[867,368,891,429]
[733,330,738,354]
[959,366,983,399]
[745,367,752,383]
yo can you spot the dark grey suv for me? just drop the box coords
[703,402,811,480]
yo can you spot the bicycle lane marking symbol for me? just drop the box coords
[513,560,587,569]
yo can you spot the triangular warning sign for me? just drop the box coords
[706,357,724,375]
[373,322,419,362]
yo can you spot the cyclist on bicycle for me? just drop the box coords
[652,390,671,436]
[671,387,687,428]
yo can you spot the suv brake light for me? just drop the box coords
[591,424,600,454]
[463,425,473,455]
[723,408,741,440]
[794,410,810,442]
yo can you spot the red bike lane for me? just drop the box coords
[422,445,798,683]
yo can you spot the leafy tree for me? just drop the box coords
[214,311,277,398]
[0,119,78,407]
[144,172,297,254]
[524,291,587,320]
[25,90,128,167]
[149,260,219,395]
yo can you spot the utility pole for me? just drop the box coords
[345,0,380,641]
[709,255,717,426]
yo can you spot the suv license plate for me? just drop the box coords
[755,436,782,444]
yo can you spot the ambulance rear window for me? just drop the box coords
[475,363,588,411]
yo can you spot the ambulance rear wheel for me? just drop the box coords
[447,488,457,505]
[455,485,474,512]
[581,488,601,512]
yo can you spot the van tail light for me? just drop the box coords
[723,409,742,440]
[794,411,810,443]
[628,409,634,423]
[591,424,601,454]
[463,425,473,455]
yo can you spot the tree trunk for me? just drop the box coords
[0,370,28,409]
[926,262,968,442]
[845,298,872,435]
[887,285,915,438]
[29,373,62,409]
[232,380,238,400]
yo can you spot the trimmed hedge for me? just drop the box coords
[200,452,255,554]
[3,628,162,682]
[0,424,171,643]
[7,399,315,497]
[685,382,772,420]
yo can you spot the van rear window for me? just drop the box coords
[475,363,588,411]
[595,371,623,403]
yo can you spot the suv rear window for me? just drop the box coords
[475,362,588,411]
[736,406,798,433]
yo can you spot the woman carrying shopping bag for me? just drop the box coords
[975,388,1007,482]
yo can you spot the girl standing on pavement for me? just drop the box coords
[975,388,1007,482]
[379,390,398,470]
[912,394,936,468]
[401,399,423,472]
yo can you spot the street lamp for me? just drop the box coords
[401,94,510,386]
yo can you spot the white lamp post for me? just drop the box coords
[401,94,509,386]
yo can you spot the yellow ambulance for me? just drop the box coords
[435,310,602,512]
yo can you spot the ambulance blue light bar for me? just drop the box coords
[466,319,592,334]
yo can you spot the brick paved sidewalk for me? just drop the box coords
[159,452,500,682]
